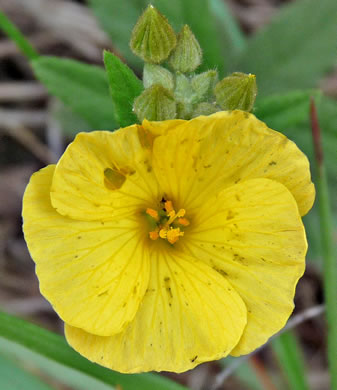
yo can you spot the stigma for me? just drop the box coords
[145,200,190,244]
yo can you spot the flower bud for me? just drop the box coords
[130,5,177,64]
[191,102,219,118]
[191,70,218,101]
[143,63,174,91]
[214,72,257,112]
[133,84,176,121]
[168,25,202,73]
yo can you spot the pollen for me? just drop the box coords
[146,208,159,221]
[147,200,189,244]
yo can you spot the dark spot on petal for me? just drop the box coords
[269,161,277,166]
[191,356,198,362]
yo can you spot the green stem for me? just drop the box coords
[0,11,39,60]
[310,98,337,390]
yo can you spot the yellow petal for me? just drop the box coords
[65,251,247,373]
[23,165,150,336]
[181,178,306,355]
[51,126,160,221]
[151,110,315,216]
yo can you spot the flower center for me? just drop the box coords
[145,200,190,244]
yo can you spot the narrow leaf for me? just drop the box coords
[254,90,321,131]
[103,50,143,127]
[0,11,39,60]
[87,0,144,69]
[272,331,310,390]
[32,56,117,130]
[0,354,54,390]
[209,0,246,62]
[0,311,188,390]
[233,0,337,96]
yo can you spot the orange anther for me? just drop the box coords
[149,230,159,240]
[178,217,190,226]
[146,208,159,221]
[164,200,174,213]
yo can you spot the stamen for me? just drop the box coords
[164,200,174,213]
[149,229,159,240]
[159,228,168,239]
[178,217,190,226]
[166,228,184,244]
[176,209,186,218]
[145,200,189,244]
[146,208,159,221]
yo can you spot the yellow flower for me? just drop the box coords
[22,111,315,373]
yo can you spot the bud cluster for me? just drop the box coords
[130,5,257,122]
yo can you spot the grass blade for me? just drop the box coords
[0,354,54,390]
[0,11,38,60]
[272,331,310,390]
[310,99,337,389]
[0,311,188,390]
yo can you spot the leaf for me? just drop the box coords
[0,11,38,60]
[87,0,144,69]
[0,311,188,390]
[219,357,264,390]
[254,90,321,131]
[88,0,226,74]
[272,331,310,390]
[233,0,337,96]
[209,0,246,67]
[32,56,117,130]
[0,354,54,390]
[103,51,143,127]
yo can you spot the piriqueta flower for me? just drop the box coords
[22,111,315,373]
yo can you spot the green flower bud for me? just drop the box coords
[168,25,202,73]
[174,73,193,103]
[130,5,177,64]
[214,72,257,112]
[191,70,218,101]
[133,84,176,121]
[143,63,174,91]
[191,102,219,118]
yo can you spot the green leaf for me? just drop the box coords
[0,11,39,60]
[233,0,337,96]
[220,357,264,390]
[209,0,245,66]
[272,331,310,390]
[87,0,144,69]
[254,90,321,130]
[0,354,54,390]
[103,51,143,127]
[0,311,188,390]
[32,56,117,130]
[88,0,225,74]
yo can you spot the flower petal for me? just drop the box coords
[23,165,150,336]
[51,126,160,221]
[65,251,247,373]
[152,110,314,216]
[181,178,306,355]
